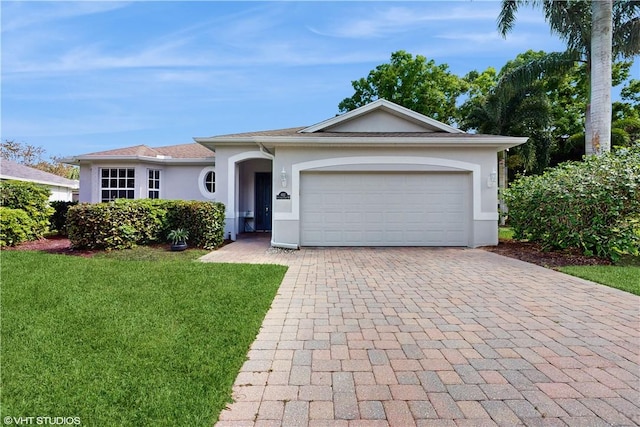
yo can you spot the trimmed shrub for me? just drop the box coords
[67,199,169,250]
[0,180,53,238]
[503,145,640,261]
[67,199,225,250]
[166,201,226,249]
[0,207,37,247]
[49,201,78,235]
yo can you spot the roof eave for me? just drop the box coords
[0,175,79,189]
[196,136,528,151]
[63,155,215,165]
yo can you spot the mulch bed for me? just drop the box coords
[483,240,611,268]
[4,235,612,268]
[3,235,99,258]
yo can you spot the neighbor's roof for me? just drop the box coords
[0,159,79,189]
[63,143,214,165]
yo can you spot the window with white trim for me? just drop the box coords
[100,168,135,202]
[204,171,215,193]
[198,166,216,199]
[148,169,160,199]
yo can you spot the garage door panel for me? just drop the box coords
[301,172,469,246]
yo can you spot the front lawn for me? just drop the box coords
[1,251,287,426]
[558,265,640,296]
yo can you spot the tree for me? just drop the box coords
[462,51,638,172]
[590,0,613,154]
[1,140,46,165]
[338,50,468,124]
[497,0,639,155]
[612,78,640,146]
[460,51,558,175]
[1,139,79,180]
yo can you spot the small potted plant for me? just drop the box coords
[167,228,189,251]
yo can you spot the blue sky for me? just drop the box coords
[1,1,570,159]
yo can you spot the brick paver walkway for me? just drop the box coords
[201,235,639,426]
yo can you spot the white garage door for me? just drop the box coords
[300,172,470,246]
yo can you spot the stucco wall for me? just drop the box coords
[48,186,75,202]
[270,146,499,248]
[213,143,500,247]
[77,161,216,203]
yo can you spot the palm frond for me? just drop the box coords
[497,0,521,36]
[494,51,581,103]
[613,17,640,57]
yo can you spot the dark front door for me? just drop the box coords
[255,172,272,231]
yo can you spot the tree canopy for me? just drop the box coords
[338,48,638,176]
[1,140,79,180]
[497,0,640,155]
[338,50,468,125]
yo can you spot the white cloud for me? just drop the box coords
[308,5,502,39]
[1,1,132,33]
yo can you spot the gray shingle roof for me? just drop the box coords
[81,143,214,159]
[0,159,79,188]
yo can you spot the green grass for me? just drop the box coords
[1,251,287,426]
[93,245,210,261]
[559,264,640,296]
[498,227,514,240]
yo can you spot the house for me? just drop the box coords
[63,143,216,203]
[67,100,526,248]
[0,158,79,202]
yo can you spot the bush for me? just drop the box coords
[49,201,78,236]
[67,199,169,250]
[0,207,37,247]
[166,201,226,249]
[0,180,53,239]
[503,145,640,261]
[67,199,225,250]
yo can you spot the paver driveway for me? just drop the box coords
[202,236,639,427]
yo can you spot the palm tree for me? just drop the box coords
[590,0,613,154]
[497,0,639,155]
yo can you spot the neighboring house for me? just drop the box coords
[62,143,216,203]
[67,100,526,248]
[0,158,79,202]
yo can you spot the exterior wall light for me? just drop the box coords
[280,167,288,188]
[487,169,497,188]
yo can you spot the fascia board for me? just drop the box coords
[66,155,215,165]
[205,136,528,151]
[0,175,79,189]
[300,99,465,134]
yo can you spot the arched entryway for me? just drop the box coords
[227,151,272,240]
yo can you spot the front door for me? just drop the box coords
[254,172,272,231]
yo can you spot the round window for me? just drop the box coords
[198,167,216,199]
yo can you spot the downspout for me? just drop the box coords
[257,141,274,159]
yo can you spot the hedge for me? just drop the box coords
[0,207,37,247]
[49,201,78,236]
[67,199,225,250]
[0,180,53,242]
[503,145,640,261]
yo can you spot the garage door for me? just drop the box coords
[300,172,470,246]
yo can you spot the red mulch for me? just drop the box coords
[483,240,611,268]
[4,235,612,268]
[3,235,98,258]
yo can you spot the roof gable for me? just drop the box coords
[300,99,464,134]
